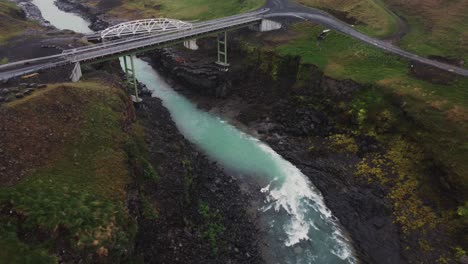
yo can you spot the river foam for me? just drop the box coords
[257,143,354,261]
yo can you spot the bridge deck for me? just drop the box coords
[2,8,468,80]
[0,9,268,81]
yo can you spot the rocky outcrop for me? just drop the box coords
[54,0,107,30]
[149,49,231,97]
[0,83,47,104]
[55,0,122,30]
[9,0,53,27]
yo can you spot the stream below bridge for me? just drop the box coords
[32,1,356,262]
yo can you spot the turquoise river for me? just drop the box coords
[32,0,356,263]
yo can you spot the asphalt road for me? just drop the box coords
[265,0,468,77]
[1,2,468,80]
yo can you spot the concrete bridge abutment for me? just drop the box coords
[250,19,282,32]
[183,39,199,50]
[70,62,82,82]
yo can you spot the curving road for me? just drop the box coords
[264,0,468,77]
[1,1,468,80]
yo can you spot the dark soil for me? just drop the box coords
[408,55,465,85]
[409,60,458,85]
[0,32,78,61]
[428,55,465,67]
[322,8,365,26]
[96,0,122,10]
[134,94,263,264]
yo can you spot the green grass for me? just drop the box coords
[294,0,399,37]
[0,181,132,262]
[198,202,224,255]
[294,0,468,67]
[398,15,468,63]
[277,23,468,107]
[385,0,468,64]
[109,0,265,20]
[0,228,56,264]
[141,195,159,220]
[0,82,136,262]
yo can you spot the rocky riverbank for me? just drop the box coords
[133,90,263,263]
[145,39,463,263]
[8,0,53,27]
[54,0,122,30]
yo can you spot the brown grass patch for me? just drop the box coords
[295,0,398,36]
[445,105,468,123]
[0,85,89,186]
[428,99,448,110]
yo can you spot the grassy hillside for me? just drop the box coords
[294,0,400,37]
[0,79,138,262]
[385,0,468,63]
[0,0,36,45]
[294,0,468,63]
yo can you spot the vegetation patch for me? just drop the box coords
[353,136,465,260]
[124,123,152,184]
[140,194,159,220]
[0,181,133,262]
[387,0,468,63]
[0,80,137,262]
[198,202,224,255]
[327,134,359,154]
[182,159,194,204]
[294,0,399,37]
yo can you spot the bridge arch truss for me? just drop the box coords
[101,18,193,40]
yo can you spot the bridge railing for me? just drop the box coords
[62,10,268,60]
[0,9,269,80]
[101,18,193,40]
[85,8,269,39]
[71,16,264,63]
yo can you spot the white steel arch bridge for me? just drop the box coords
[100,18,194,40]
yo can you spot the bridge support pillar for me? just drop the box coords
[122,55,142,103]
[70,62,82,82]
[183,39,199,50]
[216,31,229,69]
